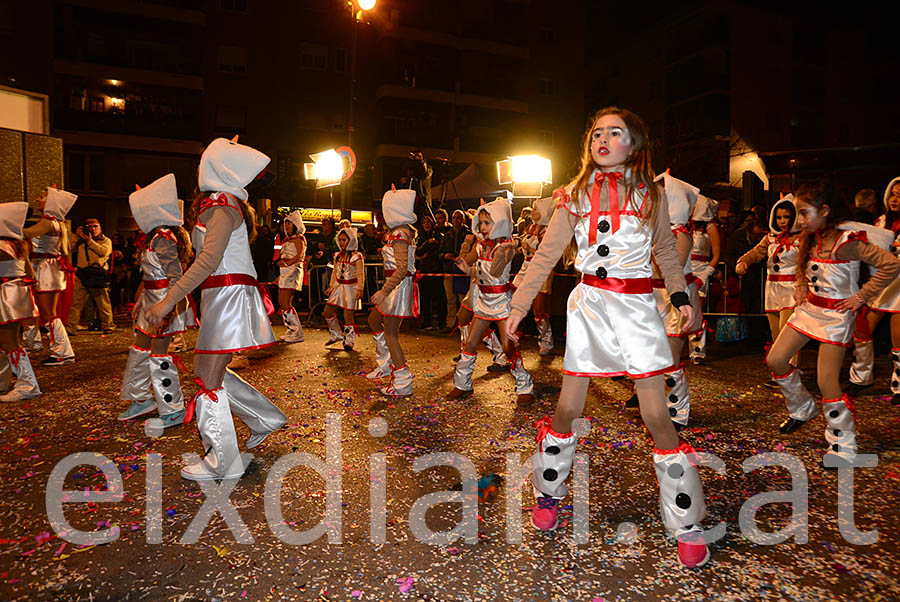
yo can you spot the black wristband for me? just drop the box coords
[670,291,690,308]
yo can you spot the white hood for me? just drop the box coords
[691,194,718,222]
[838,221,895,251]
[884,177,900,211]
[336,226,358,251]
[129,173,183,234]
[284,210,306,236]
[198,137,270,201]
[44,187,77,220]
[382,188,417,229]
[768,194,799,234]
[532,196,555,227]
[472,196,513,240]
[654,172,699,226]
[0,202,30,240]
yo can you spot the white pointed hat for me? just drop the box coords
[0,202,30,239]
[44,187,77,220]
[284,210,306,235]
[691,194,719,222]
[654,172,699,226]
[382,188,417,229]
[336,226,359,251]
[198,137,270,201]
[129,173,183,234]
[473,196,513,240]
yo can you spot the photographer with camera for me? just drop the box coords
[67,218,115,335]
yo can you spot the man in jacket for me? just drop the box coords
[67,218,115,335]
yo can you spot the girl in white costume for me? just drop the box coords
[366,188,419,397]
[0,203,41,402]
[736,195,801,386]
[648,171,702,430]
[448,197,535,405]
[118,174,196,430]
[846,177,900,404]
[766,182,900,469]
[507,107,710,568]
[324,227,364,350]
[144,137,287,480]
[22,187,77,365]
[277,211,306,344]
[512,196,556,355]
[686,195,721,365]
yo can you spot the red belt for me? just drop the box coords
[384,269,412,278]
[651,274,699,288]
[31,253,60,259]
[767,274,795,282]
[143,279,170,290]
[582,274,652,294]
[807,292,843,309]
[691,254,710,262]
[0,276,26,283]
[201,273,261,289]
[478,283,510,294]
[337,278,358,284]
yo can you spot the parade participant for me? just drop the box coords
[144,137,287,480]
[0,203,41,402]
[736,195,801,387]
[846,177,900,404]
[448,196,534,405]
[639,171,701,430]
[686,195,721,365]
[22,187,76,366]
[277,210,306,344]
[766,182,900,469]
[365,187,418,397]
[453,266,511,373]
[512,196,556,355]
[507,107,710,568]
[117,174,195,429]
[324,226,364,350]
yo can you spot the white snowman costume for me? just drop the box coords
[278,210,306,343]
[687,194,719,362]
[325,226,363,349]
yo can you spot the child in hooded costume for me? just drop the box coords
[277,210,306,344]
[365,188,418,396]
[324,226,365,350]
[507,107,711,568]
[448,197,535,405]
[144,137,287,480]
[0,202,41,402]
[117,174,196,429]
[686,195,721,365]
[845,176,900,405]
[766,182,900,469]
[512,196,556,355]
[22,187,77,366]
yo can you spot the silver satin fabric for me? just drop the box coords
[119,346,152,402]
[509,353,533,394]
[192,221,276,353]
[764,234,799,311]
[0,272,38,324]
[458,323,469,353]
[31,226,66,292]
[194,382,244,478]
[8,350,40,398]
[484,330,506,364]
[848,339,875,386]
[654,281,703,337]
[223,368,287,439]
[370,331,392,374]
[532,425,578,499]
[277,237,304,290]
[150,354,185,415]
[787,232,860,346]
[869,216,900,311]
[823,399,857,463]
[326,315,342,341]
[473,240,512,321]
[664,368,690,426]
[690,230,712,296]
[134,245,196,337]
[689,324,706,360]
[48,318,74,359]
[653,445,707,534]
[536,317,553,353]
[382,365,413,396]
[453,352,476,391]
[326,251,363,310]
[376,233,416,318]
[775,367,817,421]
[342,324,356,348]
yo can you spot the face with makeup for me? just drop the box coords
[889,183,900,212]
[795,198,829,232]
[337,232,349,251]
[477,210,494,238]
[775,207,792,232]
[590,114,634,169]
[284,221,296,237]
[35,190,47,213]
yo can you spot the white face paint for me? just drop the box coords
[796,199,827,232]
[590,114,634,170]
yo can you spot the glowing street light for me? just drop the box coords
[358,0,376,10]
[497,155,552,198]
[304,149,345,189]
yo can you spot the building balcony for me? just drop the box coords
[61,0,205,24]
[54,107,202,141]
[376,84,527,114]
[53,59,204,90]
[378,25,528,60]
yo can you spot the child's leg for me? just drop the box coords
[663,337,690,428]
[498,320,533,400]
[816,342,847,400]
[118,330,155,420]
[0,323,40,401]
[37,291,74,361]
[888,314,900,403]
[767,313,781,343]
[342,307,357,349]
[779,308,801,366]
[365,309,392,378]
[323,304,343,344]
[767,326,818,429]
[456,305,474,355]
[450,318,490,396]
[817,342,857,465]
[533,293,553,354]
[532,375,589,501]
[849,310,881,387]
[380,315,413,396]
[146,335,185,424]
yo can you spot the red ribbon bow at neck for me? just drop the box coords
[589,171,624,245]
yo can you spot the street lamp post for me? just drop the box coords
[345,0,375,219]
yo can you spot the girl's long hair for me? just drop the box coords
[795,181,851,278]
[186,189,258,243]
[147,225,194,267]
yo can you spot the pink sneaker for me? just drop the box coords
[531,496,560,531]
[676,528,710,568]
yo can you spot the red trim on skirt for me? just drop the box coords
[194,340,278,354]
[786,322,851,348]
[562,364,678,380]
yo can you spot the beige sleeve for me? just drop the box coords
[164,206,241,305]
[836,240,900,302]
[152,236,183,283]
[738,234,770,266]
[489,245,515,277]
[380,240,409,294]
[23,219,53,238]
[510,205,576,316]
[650,190,688,294]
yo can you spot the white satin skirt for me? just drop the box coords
[327,283,360,311]
[33,258,66,292]
[787,300,853,347]
[377,276,416,318]
[474,288,511,321]
[278,265,303,291]
[196,284,276,353]
[134,286,197,337]
[0,279,38,324]
[563,283,675,378]
[654,282,703,337]
[869,277,900,313]
[765,280,796,312]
